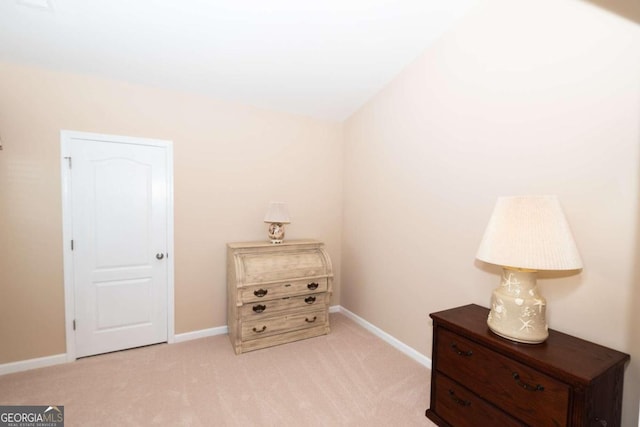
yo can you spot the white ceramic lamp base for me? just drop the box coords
[267,222,286,244]
[487,268,548,344]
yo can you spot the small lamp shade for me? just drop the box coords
[264,202,291,224]
[264,202,290,244]
[476,195,582,344]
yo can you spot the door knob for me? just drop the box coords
[156,253,165,260]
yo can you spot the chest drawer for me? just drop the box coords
[240,278,328,303]
[433,373,525,427]
[240,292,328,318]
[241,309,327,341]
[436,327,569,427]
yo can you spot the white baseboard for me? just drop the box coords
[173,325,228,343]
[329,304,341,313]
[331,305,432,369]
[0,353,67,376]
[171,307,431,371]
[0,325,228,375]
[1,307,430,375]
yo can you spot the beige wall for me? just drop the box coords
[0,61,343,363]
[342,0,640,424]
[583,0,640,24]
[1,0,639,422]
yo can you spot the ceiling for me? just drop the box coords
[0,0,475,121]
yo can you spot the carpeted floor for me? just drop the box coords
[0,313,437,426]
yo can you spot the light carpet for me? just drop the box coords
[0,313,437,426]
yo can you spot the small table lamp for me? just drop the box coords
[264,202,290,244]
[476,195,583,343]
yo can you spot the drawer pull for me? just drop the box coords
[448,390,471,407]
[284,283,292,287]
[254,289,268,297]
[307,282,319,290]
[451,343,473,357]
[305,316,317,323]
[252,325,267,333]
[304,296,317,304]
[252,304,266,313]
[512,372,544,392]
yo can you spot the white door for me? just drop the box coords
[61,131,173,358]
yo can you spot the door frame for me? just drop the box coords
[60,130,175,361]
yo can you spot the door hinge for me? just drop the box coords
[64,156,72,169]
[73,319,76,331]
[71,240,74,250]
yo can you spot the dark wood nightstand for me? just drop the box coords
[426,304,629,427]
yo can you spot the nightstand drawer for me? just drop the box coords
[240,278,328,303]
[436,327,570,427]
[433,373,525,427]
[240,293,328,317]
[241,310,327,341]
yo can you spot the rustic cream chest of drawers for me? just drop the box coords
[227,239,333,354]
